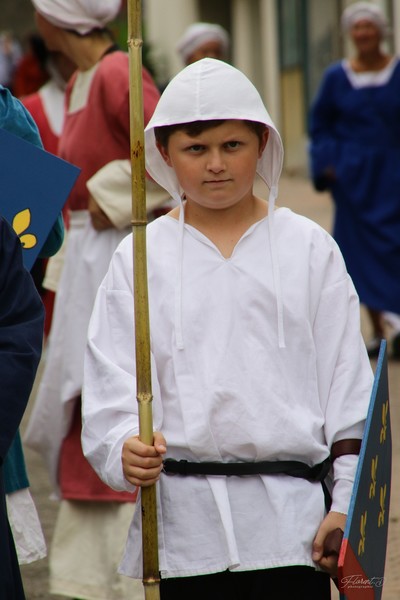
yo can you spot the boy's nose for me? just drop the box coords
[206,149,225,172]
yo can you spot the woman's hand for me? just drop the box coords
[312,511,346,577]
[88,195,114,230]
[122,431,167,487]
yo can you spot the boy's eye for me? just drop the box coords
[187,144,205,153]
[225,141,241,149]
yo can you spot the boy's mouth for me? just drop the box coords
[204,178,231,185]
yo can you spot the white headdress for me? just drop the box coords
[32,0,122,35]
[341,2,389,37]
[176,23,230,64]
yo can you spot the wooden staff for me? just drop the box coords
[127,1,160,598]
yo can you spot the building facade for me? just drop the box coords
[144,0,399,173]
[2,0,398,173]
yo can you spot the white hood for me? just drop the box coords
[145,58,286,348]
[145,58,283,205]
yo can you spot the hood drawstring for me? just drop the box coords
[175,199,185,350]
[267,185,286,349]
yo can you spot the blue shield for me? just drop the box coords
[338,340,391,599]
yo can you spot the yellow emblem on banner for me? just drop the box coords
[369,455,378,499]
[12,209,37,249]
[358,510,367,556]
[378,485,387,528]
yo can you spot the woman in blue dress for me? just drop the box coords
[309,2,400,358]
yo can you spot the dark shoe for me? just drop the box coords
[366,337,381,358]
[392,332,400,360]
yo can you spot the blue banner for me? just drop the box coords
[0,127,80,270]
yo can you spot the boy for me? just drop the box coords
[82,59,373,599]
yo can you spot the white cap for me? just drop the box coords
[176,23,230,64]
[32,0,122,35]
[341,2,390,37]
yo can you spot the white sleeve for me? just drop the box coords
[312,239,373,514]
[315,273,372,443]
[6,488,47,564]
[331,454,359,514]
[81,236,163,491]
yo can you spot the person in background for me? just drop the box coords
[0,214,45,600]
[0,82,65,583]
[0,31,22,92]
[309,2,400,358]
[176,22,230,66]
[23,0,166,598]
[22,50,76,337]
[0,82,56,599]
[11,33,49,98]
[22,50,75,153]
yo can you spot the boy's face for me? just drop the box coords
[157,120,268,212]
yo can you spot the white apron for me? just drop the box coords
[24,211,130,493]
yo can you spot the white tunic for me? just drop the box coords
[82,207,372,579]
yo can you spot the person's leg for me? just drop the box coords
[366,307,384,358]
[160,567,331,600]
[383,312,400,359]
[160,570,237,600]
[247,566,331,599]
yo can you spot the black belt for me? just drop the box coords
[162,457,331,481]
[163,457,332,511]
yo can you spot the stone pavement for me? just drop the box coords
[20,173,400,599]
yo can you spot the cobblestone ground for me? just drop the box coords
[19,174,400,599]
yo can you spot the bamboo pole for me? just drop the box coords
[127,1,160,598]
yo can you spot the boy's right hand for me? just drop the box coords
[122,431,167,487]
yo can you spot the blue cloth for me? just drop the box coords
[309,60,400,313]
[0,215,44,598]
[0,85,49,598]
[0,216,44,460]
[0,84,65,499]
[4,433,29,495]
[0,85,64,257]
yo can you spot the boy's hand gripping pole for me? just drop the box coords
[127,1,160,598]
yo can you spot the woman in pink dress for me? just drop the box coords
[24,1,165,598]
